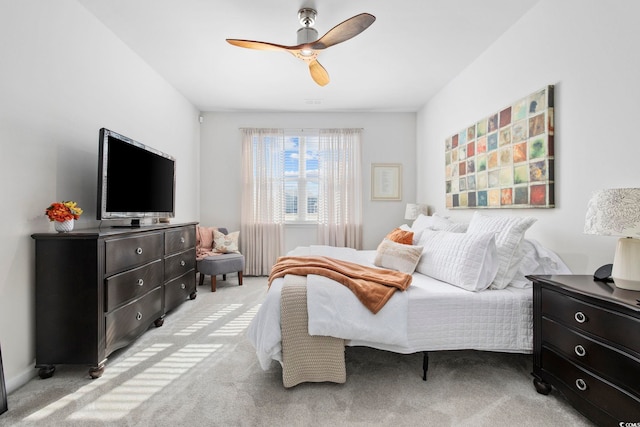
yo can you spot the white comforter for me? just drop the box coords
[248,245,409,370]
[247,243,569,370]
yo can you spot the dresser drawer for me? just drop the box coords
[542,317,640,396]
[105,287,162,355]
[165,226,195,255]
[105,232,164,275]
[105,259,163,312]
[164,270,195,313]
[165,248,196,281]
[541,287,640,354]
[541,348,640,420]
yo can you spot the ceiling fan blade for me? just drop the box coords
[226,39,292,52]
[312,13,376,49]
[309,60,329,86]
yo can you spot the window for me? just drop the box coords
[284,131,319,222]
[242,127,362,249]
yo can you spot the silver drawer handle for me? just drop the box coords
[137,279,144,287]
[575,378,587,391]
[180,260,186,267]
[136,247,143,255]
[180,237,185,243]
[574,311,587,323]
[180,283,186,290]
[574,345,586,357]
[136,312,143,321]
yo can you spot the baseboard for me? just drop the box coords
[5,365,37,394]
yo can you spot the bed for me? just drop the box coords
[246,212,570,385]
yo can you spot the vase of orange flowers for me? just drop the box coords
[45,201,83,233]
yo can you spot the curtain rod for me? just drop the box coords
[239,127,364,132]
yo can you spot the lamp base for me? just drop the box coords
[613,278,640,291]
[611,237,640,291]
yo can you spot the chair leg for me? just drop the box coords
[223,274,227,281]
[211,275,217,292]
[199,272,204,286]
[238,271,243,286]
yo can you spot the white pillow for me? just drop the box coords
[411,213,464,232]
[411,214,435,231]
[374,239,423,274]
[415,229,499,291]
[442,222,468,233]
[432,213,450,219]
[466,212,537,289]
[509,239,572,288]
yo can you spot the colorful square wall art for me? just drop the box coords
[445,85,555,209]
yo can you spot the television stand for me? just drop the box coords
[31,222,198,379]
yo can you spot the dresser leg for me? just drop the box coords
[89,364,105,379]
[533,377,551,395]
[38,365,56,379]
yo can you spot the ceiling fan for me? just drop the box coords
[226,8,376,86]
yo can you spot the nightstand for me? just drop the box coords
[528,275,640,426]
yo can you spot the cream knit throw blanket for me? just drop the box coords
[280,274,346,388]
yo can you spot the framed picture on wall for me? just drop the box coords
[445,85,555,209]
[371,163,402,201]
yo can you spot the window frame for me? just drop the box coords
[284,131,319,223]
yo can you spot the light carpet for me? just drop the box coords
[1,276,593,426]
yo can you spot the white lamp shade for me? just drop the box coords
[584,188,640,237]
[405,203,429,220]
[584,188,640,290]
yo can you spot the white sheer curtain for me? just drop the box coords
[317,128,363,249]
[240,128,285,276]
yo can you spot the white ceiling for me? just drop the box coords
[78,0,539,113]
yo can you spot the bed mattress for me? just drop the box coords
[247,247,533,370]
[349,267,532,354]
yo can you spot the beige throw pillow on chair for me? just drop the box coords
[213,229,240,254]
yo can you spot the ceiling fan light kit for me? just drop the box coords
[297,27,318,46]
[226,8,376,86]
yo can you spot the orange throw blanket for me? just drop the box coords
[268,256,412,314]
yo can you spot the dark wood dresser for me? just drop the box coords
[528,275,640,425]
[32,222,197,379]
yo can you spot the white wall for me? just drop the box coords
[200,112,416,252]
[0,0,200,392]
[416,0,640,275]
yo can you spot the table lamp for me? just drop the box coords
[584,188,640,290]
[405,203,429,221]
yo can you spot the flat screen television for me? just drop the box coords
[97,128,176,226]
